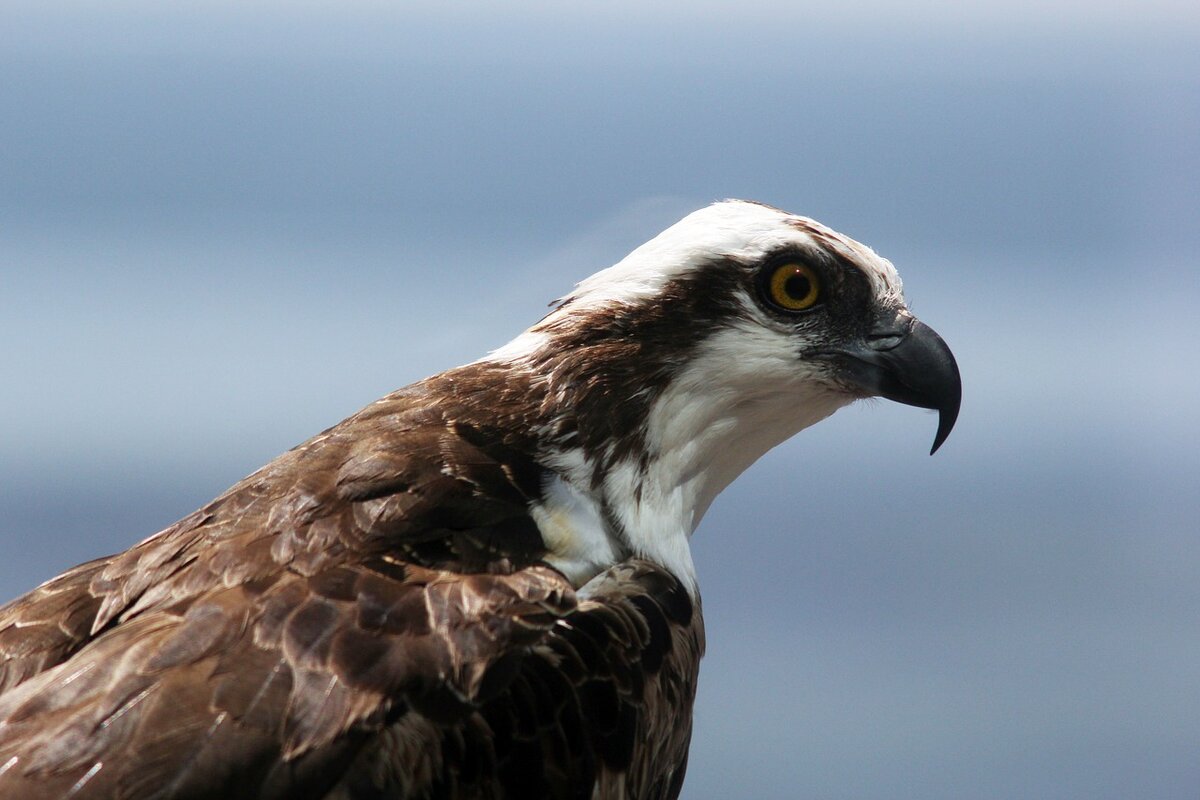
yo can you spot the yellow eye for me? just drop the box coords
[766,262,822,311]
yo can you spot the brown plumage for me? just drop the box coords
[0,200,959,799]
[0,369,702,799]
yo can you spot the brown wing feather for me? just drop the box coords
[0,558,576,799]
[0,373,547,696]
[0,558,700,800]
[326,560,704,800]
[0,369,705,799]
[0,557,110,694]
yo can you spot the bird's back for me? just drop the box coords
[0,372,703,799]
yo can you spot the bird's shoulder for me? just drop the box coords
[0,377,547,694]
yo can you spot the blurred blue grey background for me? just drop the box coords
[2,2,1199,797]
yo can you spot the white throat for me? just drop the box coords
[533,324,854,598]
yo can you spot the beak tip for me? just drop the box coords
[928,393,961,456]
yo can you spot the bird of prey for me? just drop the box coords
[0,200,960,799]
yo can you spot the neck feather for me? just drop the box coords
[489,326,853,597]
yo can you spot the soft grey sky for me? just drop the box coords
[2,3,1199,798]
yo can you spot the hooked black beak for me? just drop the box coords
[830,316,961,454]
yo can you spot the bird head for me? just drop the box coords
[481,200,960,588]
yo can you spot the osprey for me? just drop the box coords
[0,200,959,799]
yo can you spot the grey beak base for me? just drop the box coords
[835,319,961,454]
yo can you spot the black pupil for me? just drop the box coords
[784,272,811,300]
